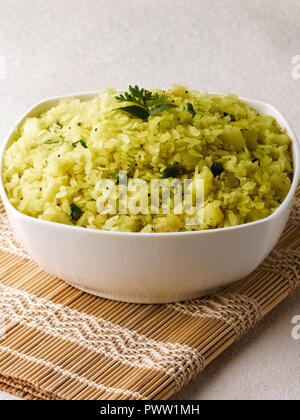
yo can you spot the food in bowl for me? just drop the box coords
[0,90,298,303]
[2,85,293,233]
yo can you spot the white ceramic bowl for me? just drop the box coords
[0,93,299,303]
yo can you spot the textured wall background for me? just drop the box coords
[0,0,299,400]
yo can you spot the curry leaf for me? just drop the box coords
[115,105,149,120]
[184,103,196,118]
[149,103,177,117]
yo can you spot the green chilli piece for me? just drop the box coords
[70,203,83,221]
[45,138,61,144]
[211,162,225,177]
[72,140,88,149]
[222,112,236,122]
[162,165,180,178]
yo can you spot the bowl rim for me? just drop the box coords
[0,91,299,238]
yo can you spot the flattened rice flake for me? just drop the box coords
[2,86,293,232]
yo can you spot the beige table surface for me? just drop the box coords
[0,0,299,401]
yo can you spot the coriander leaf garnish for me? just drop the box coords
[162,164,180,178]
[221,112,236,122]
[211,162,225,177]
[184,103,196,118]
[115,85,177,120]
[72,139,88,149]
[45,138,61,144]
[70,203,83,221]
[151,92,167,107]
[116,85,153,107]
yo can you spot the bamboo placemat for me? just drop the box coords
[0,188,299,400]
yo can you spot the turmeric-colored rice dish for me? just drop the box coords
[2,85,293,232]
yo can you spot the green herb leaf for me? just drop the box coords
[115,86,176,120]
[211,162,225,177]
[72,140,88,149]
[184,103,196,118]
[45,138,61,144]
[151,92,167,107]
[116,105,149,120]
[116,85,153,107]
[222,112,236,122]
[149,103,177,117]
[162,165,180,178]
[130,85,153,106]
[115,171,132,184]
[70,203,83,221]
[252,157,260,165]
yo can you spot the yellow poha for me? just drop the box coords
[2,85,293,232]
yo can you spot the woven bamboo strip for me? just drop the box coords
[0,190,299,400]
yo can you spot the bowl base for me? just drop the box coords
[63,278,222,304]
